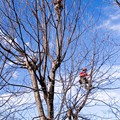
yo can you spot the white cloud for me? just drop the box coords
[97,19,120,34]
[97,20,110,29]
[0,92,35,108]
[4,61,14,69]
[109,24,120,32]
[90,65,120,103]
[96,7,120,36]
[95,91,120,103]
[94,65,120,83]
[110,14,120,20]
[12,71,19,79]
[0,92,36,119]
[106,65,120,78]
[26,42,30,46]
[0,30,18,49]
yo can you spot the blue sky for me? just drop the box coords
[0,0,120,119]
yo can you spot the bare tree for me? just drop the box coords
[0,0,120,120]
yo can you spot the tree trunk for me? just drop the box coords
[29,70,46,120]
[47,71,55,119]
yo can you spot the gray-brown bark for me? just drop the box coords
[29,70,46,120]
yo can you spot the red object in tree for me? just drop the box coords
[80,72,88,78]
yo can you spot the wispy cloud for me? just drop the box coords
[96,6,120,36]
